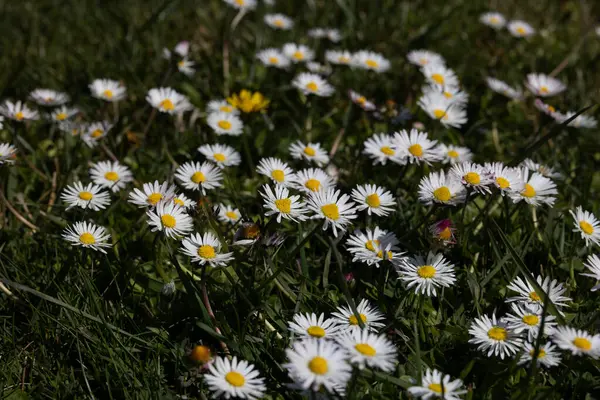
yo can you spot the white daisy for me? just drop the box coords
[288,313,342,340]
[256,48,291,68]
[348,90,376,111]
[407,49,445,67]
[485,162,522,195]
[331,299,385,332]
[222,0,257,10]
[204,356,266,400]
[555,111,598,129]
[292,168,334,194]
[408,369,466,400]
[468,313,523,359]
[48,105,78,122]
[282,43,314,63]
[256,157,296,187]
[308,28,341,42]
[207,111,244,136]
[198,143,241,168]
[504,303,557,343]
[176,58,195,77]
[506,275,571,313]
[62,221,112,253]
[181,232,234,267]
[81,121,113,148]
[392,129,440,165]
[306,62,332,75]
[146,87,192,114]
[521,159,562,180]
[146,201,193,239]
[582,254,600,284]
[289,141,330,166]
[351,50,390,73]
[485,77,523,100]
[450,162,493,195]
[363,134,401,165]
[351,184,396,217]
[552,326,600,359]
[89,161,133,192]
[346,227,402,267]
[264,13,293,30]
[417,91,467,128]
[172,193,195,209]
[292,73,334,97]
[215,203,241,224]
[525,73,566,97]
[534,99,560,117]
[30,89,70,106]
[128,181,177,208]
[260,184,307,223]
[89,79,126,102]
[283,338,351,394]
[0,100,39,122]
[397,252,456,296]
[570,206,600,247]
[307,188,357,237]
[436,144,473,165]
[508,20,536,38]
[418,171,466,206]
[175,161,223,194]
[0,143,17,165]
[163,41,190,59]
[423,84,469,106]
[480,12,506,29]
[325,50,353,65]
[206,99,240,115]
[421,64,459,89]
[61,182,110,211]
[509,169,557,207]
[336,329,397,371]
[518,342,562,368]
[58,121,83,136]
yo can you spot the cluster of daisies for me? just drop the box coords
[479,11,536,38]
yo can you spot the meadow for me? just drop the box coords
[1,0,600,398]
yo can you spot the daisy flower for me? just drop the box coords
[181,232,234,267]
[81,121,113,148]
[62,221,112,253]
[264,13,293,30]
[331,299,385,332]
[204,356,266,399]
[509,169,557,207]
[175,161,223,194]
[48,105,78,122]
[521,159,562,180]
[552,326,600,358]
[506,275,571,313]
[392,129,440,165]
[288,313,342,340]
[485,162,522,195]
[172,193,195,209]
[292,73,334,97]
[450,162,493,195]
[30,89,70,106]
[292,168,334,194]
[256,48,290,68]
[417,91,467,128]
[256,157,296,187]
[163,40,190,59]
[306,62,332,75]
[289,141,330,166]
[128,181,177,208]
[216,203,241,224]
[480,12,506,29]
[146,87,192,114]
[534,98,560,117]
[429,219,456,245]
[518,342,562,368]
[89,161,133,192]
[336,329,397,371]
[198,143,241,168]
[222,0,257,10]
[424,84,469,106]
[61,182,110,211]
[89,79,126,102]
[282,43,314,63]
[421,64,459,89]
[348,90,376,111]
[407,49,445,67]
[351,50,390,73]
[346,227,402,267]
[469,313,523,359]
[207,111,244,136]
[306,188,357,237]
[397,252,456,296]
[525,73,566,97]
[206,99,240,115]
[582,254,600,285]
[485,77,523,100]
[408,369,466,400]
[570,206,600,247]
[555,111,598,129]
[508,20,536,38]
[0,100,39,122]
[283,338,351,394]
[260,184,307,223]
[58,121,83,136]
[0,143,17,165]
[176,58,195,77]
[436,144,472,165]
[226,90,269,113]
[325,50,353,65]
[363,134,400,165]
[418,171,466,206]
[504,303,557,343]
[351,184,396,217]
[146,202,193,239]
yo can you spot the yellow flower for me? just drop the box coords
[227,90,269,113]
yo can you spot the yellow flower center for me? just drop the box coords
[522,183,536,198]
[274,19,284,27]
[380,146,395,156]
[78,191,93,201]
[104,171,119,181]
[308,357,328,375]
[79,232,96,245]
[447,150,459,158]
[431,73,445,84]
[540,86,549,94]
[321,203,339,220]
[366,193,381,208]
[529,348,546,358]
[45,97,54,103]
[490,16,499,23]
[305,82,318,92]
[91,129,103,138]
[161,214,176,228]
[190,345,211,363]
[243,224,260,239]
[305,179,321,192]
[191,171,206,184]
[225,211,238,220]
[306,326,326,338]
[103,89,114,99]
[439,227,452,240]
[365,239,380,252]
[268,56,279,64]
[464,172,481,185]
[220,105,233,113]
[579,221,594,235]
[197,245,216,259]
[417,265,436,279]
[365,59,379,68]
[522,315,539,326]
[15,112,24,121]
[225,371,245,387]
[376,250,394,260]
[349,313,367,325]
[217,120,232,130]
[159,99,175,111]
[56,112,68,121]
[496,177,510,189]
[293,51,304,60]
[419,58,428,65]
[487,327,507,341]
[174,198,185,206]
[339,56,350,63]
[433,109,446,119]
[177,60,185,68]
[356,96,366,105]
[147,193,163,205]
[529,291,541,302]
[573,337,592,351]
[443,91,453,99]
[408,144,423,157]
[274,198,291,214]
[303,146,316,156]
[235,0,245,4]
[547,105,556,113]
[428,383,444,394]
[433,186,451,202]
[516,26,526,35]
[271,169,285,182]
[213,153,226,162]
[355,343,376,357]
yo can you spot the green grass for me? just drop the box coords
[1,0,600,398]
